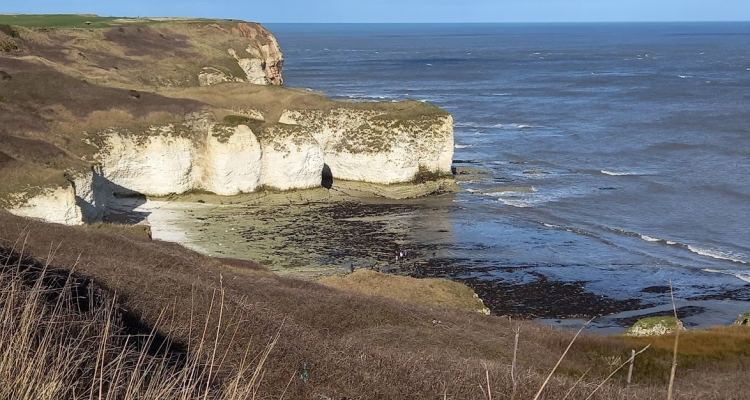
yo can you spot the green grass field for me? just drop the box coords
[0,14,227,29]
[0,14,125,28]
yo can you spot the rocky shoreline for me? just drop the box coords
[103,180,750,333]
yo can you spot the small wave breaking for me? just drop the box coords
[601,170,642,176]
[688,246,748,265]
[702,269,750,283]
[494,123,534,130]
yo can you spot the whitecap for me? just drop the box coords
[498,198,532,208]
[492,93,512,96]
[678,75,693,79]
[454,144,473,149]
[494,123,534,130]
[601,170,640,176]
[702,269,750,283]
[640,235,661,243]
[688,245,748,265]
[426,63,433,66]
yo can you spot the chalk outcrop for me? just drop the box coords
[0,18,454,226]
[8,104,454,225]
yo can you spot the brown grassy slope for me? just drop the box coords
[2,21,278,88]
[4,211,750,399]
[319,269,488,313]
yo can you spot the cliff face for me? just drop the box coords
[0,17,454,225]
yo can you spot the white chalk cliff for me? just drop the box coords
[8,107,454,225]
[1,19,454,226]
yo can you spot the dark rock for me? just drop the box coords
[129,89,141,99]
[0,71,10,81]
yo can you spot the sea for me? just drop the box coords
[266,22,750,329]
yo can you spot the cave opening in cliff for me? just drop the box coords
[321,163,333,190]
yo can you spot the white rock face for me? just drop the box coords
[255,124,325,190]
[279,109,454,184]
[8,107,454,225]
[100,135,195,197]
[8,187,82,225]
[72,167,114,223]
[198,67,243,87]
[201,125,263,195]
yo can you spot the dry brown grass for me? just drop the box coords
[319,269,488,313]
[0,239,279,399]
[4,211,750,398]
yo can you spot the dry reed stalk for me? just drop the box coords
[532,317,594,400]
[626,349,636,400]
[561,367,591,400]
[511,323,520,400]
[585,345,650,400]
[0,240,278,400]
[485,369,492,400]
[667,281,679,400]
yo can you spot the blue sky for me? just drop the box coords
[4,0,750,23]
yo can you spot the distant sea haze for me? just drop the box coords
[270,22,750,329]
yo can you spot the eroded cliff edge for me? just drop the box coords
[0,18,454,225]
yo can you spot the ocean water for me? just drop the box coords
[268,23,750,326]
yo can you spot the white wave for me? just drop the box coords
[688,246,748,265]
[454,144,473,149]
[345,94,389,100]
[492,93,512,96]
[543,223,560,229]
[667,241,677,245]
[702,269,750,283]
[640,235,661,242]
[498,198,532,208]
[494,123,534,130]
[601,170,641,176]
[678,75,693,79]
[426,63,433,66]
[455,122,490,129]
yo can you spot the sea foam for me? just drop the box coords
[702,269,750,283]
[601,170,641,176]
[688,246,748,265]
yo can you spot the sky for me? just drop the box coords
[4,0,750,23]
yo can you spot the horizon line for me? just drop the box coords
[1,14,749,24]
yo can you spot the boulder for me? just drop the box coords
[624,316,684,336]
[734,313,750,326]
